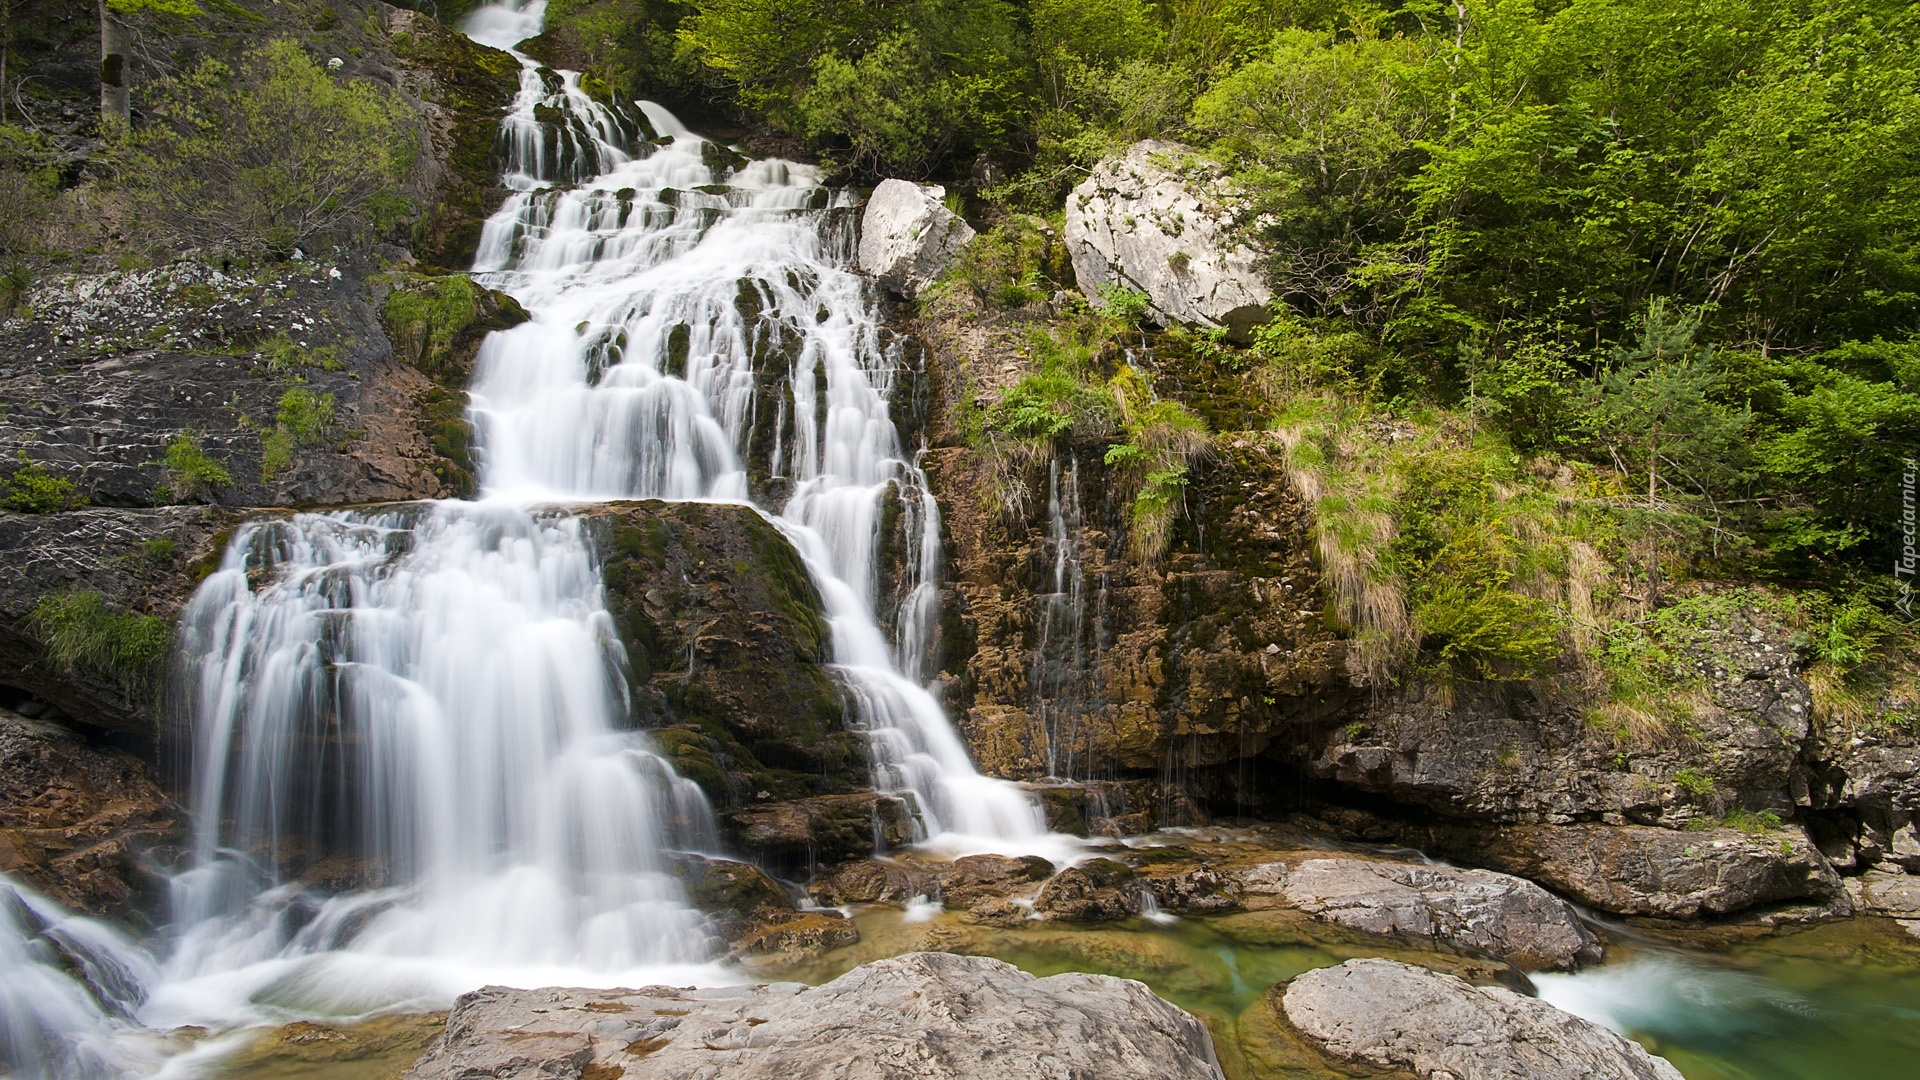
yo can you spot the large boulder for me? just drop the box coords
[1431,822,1841,919]
[1065,140,1272,337]
[1278,857,1601,971]
[578,502,872,822]
[405,952,1226,1079]
[1282,958,1685,1080]
[858,180,976,299]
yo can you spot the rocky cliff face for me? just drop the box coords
[903,281,1895,919]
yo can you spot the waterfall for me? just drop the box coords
[459,1,1052,851]
[160,507,716,1007]
[8,2,1064,1061]
[1033,454,1092,779]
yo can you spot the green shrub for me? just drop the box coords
[277,387,337,443]
[260,387,337,479]
[4,454,83,513]
[118,37,415,256]
[1674,767,1717,796]
[1094,282,1151,326]
[383,275,478,373]
[158,431,232,503]
[28,590,173,692]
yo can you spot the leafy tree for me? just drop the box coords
[1576,301,1751,513]
[1191,29,1431,322]
[119,37,415,256]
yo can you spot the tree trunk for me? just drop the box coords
[99,0,129,128]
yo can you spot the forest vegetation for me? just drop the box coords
[0,0,1914,721]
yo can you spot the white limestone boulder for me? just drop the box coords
[1065,140,1272,338]
[857,179,976,299]
[1282,958,1686,1080]
[405,951,1226,1079]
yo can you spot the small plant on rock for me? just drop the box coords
[157,430,232,503]
[260,387,337,480]
[4,453,83,513]
[28,590,172,693]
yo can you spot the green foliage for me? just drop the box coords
[1191,28,1430,324]
[985,326,1115,442]
[923,215,1073,316]
[1575,302,1751,512]
[263,332,344,373]
[1107,364,1209,561]
[1673,767,1716,796]
[0,124,60,292]
[1388,452,1565,680]
[118,37,416,256]
[260,387,337,479]
[1094,282,1151,326]
[276,387,336,443]
[535,0,713,104]
[157,431,232,503]
[383,275,480,374]
[4,454,82,513]
[27,590,172,693]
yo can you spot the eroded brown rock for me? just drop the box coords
[0,708,181,924]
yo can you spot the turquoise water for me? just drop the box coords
[776,909,1920,1080]
[1539,922,1920,1080]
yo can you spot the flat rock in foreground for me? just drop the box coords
[405,951,1225,1080]
[1282,958,1683,1080]
[1278,857,1602,970]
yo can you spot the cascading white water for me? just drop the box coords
[158,506,717,1017]
[461,0,1053,850]
[7,3,1066,1069]
[1034,454,1092,778]
[0,875,159,1079]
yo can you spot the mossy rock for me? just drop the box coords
[582,501,870,811]
[664,853,790,920]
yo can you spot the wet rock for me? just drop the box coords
[579,501,874,826]
[1144,862,1244,915]
[1065,140,1272,338]
[381,9,523,266]
[961,896,1031,926]
[1433,822,1840,919]
[809,857,936,906]
[727,910,860,961]
[1282,958,1684,1080]
[1033,858,1140,922]
[0,707,181,924]
[808,853,1054,910]
[725,793,916,870]
[919,433,1347,792]
[663,853,792,939]
[1847,868,1920,937]
[858,180,976,299]
[405,952,1225,1080]
[939,853,1056,906]
[0,506,225,734]
[1278,857,1601,970]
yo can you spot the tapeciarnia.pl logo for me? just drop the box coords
[1900,457,1917,618]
